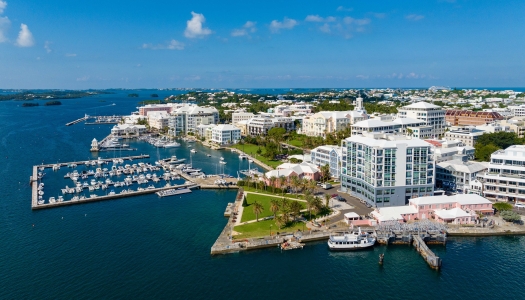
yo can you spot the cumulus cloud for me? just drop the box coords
[142,39,185,50]
[406,14,424,21]
[0,1,7,14]
[269,17,298,33]
[231,21,256,37]
[15,23,34,47]
[336,6,353,12]
[305,15,336,23]
[44,40,52,53]
[0,16,9,43]
[184,12,212,38]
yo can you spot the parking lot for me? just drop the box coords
[316,183,374,223]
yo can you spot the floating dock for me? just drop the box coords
[37,155,149,168]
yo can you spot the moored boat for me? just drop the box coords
[327,228,376,251]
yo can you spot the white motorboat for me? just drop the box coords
[190,149,197,153]
[164,142,181,148]
[49,197,56,204]
[219,161,227,165]
[327,228,376,251]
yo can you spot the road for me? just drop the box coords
[315,183,374,224]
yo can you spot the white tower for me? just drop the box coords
[90,138,99,152]
[354,97,364,112]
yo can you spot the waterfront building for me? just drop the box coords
[481,145,525,203]
[246,116,294,136]
[302,111,366,137]
[371,194,493,224]
[445,110,504,126]
[310,145,343,178]
[436,159,489,194]
[138,103,184,116]
[110,124,147,137]
[444,127,485,147]
[168,105,219,136]
[147,111,170,130]
[341,132,435,207]
[196,124,216,140]
[397,102,446,137]
[265,162,320,182]
[210,124,241,145]
[231,112,255,126]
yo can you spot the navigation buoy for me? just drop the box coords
[379,253,384,264]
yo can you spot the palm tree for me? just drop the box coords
[320,164,331,183]
[305,194,315,221]
[301,178,310,194]
[270,199,280,219]
[324,193,331,208]
[244,176,252,189]
[291,175,300,194]
[311,196,323,216]
[289,201,302,221]
[275,215,285,229]
[252,200,264,222]
[278,176,287,196]
[308,179,317,195]
[262,174,268,191]
[269,176,277,193]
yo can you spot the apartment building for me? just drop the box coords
[341,132,435,207]
[398,102,446,137]
[444,127,485,147]
[168,105,219,136]
[482,145,525,203]
[246,116,294,136]
[310,145,343,178]
[210,124,241,145]
[232,112,255,126]
[436,159,488,194]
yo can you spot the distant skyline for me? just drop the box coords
[1,0,524,89]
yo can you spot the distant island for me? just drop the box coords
[22,103,39,107]
[44,101,62,106]
[128,93,139,97]
[0,90,111,102]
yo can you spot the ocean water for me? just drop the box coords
[1,91,525,299]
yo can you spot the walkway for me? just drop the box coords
[226,147,274,171]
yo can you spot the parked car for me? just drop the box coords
[516,203,525,209]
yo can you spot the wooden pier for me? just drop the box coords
[38,155,150,168]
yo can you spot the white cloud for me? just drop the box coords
[142,39,185,50]
[406,14,425,21]
[44,41,52,53]
[184,12,212,38]
[336,6,353,12]
[15,23,34,47]
[343,17,370,25]
[231,21,257,37]
[269,17,298,33]
[0,1,7,14]
[0,16,9,43]
[65,53,77,57]
[305,15,336,22]
[319,23,331,33]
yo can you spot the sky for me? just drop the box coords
[1,0,524,89]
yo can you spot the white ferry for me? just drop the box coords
[327,228,376,251]
[156,188,192,197]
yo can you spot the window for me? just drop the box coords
[384,197,390,202]
[407,149,412,155]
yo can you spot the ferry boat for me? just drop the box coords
[156,188,192,197]
[327,228,376,251]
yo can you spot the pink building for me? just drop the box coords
[264,162,321,184]
[139,104,173,116]
[372,194,494,225]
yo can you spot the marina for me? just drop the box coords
[66,114,124,126]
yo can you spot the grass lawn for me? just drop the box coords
[287,138,304,148]
[242,186,303,200]
[241,193,306,222]
[231,143,282,168]
[234,219,307,239]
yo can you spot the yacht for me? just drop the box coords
[207,154,212,157]
[190,149,197,154]
[49,197,56,204]
[327,228,376,251]
[219,161,227,165]
[239,154,248,159]
[164,141,181,148]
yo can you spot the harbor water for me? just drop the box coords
[1,90,525,299]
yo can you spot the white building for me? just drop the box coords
[482,145,525,203]
[341,132,435,207]
[310,145,343,178]
[246,116,294,136]
[147,111,170,130]
[436,159,488,194]
[210,124,241,145]
[232,112,255,126]
[110,124,147,137]
[508,105,525,117]
[168,104,219,136]
[444,127,485,147]
[397,102,446,137]
[426,139,475,163]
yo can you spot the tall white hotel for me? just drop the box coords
[340,132,435,207]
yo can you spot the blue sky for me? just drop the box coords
[1,0,524,89]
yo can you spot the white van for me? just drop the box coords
[321,183,332,190]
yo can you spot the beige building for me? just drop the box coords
[500,117,525,138]
[444,127,485,147]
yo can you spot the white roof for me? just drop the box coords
[344,212,360,219]
[392,117,424,125]
[410,194,491,206]
[437,160,488,174]
[213,124,240,131]
[434,208,471,219]
[402,102,442,109]
[372,206,418,222]
[345,135,432,148]
[352,119,397,128]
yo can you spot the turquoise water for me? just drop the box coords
[1,92,525,299]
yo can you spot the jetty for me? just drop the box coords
[37,154,149,169]
[413,235,442,270]
[66,114,89,126]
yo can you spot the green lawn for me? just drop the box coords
[242,186,303,200]
[241,193,306,222]
[287,138,305,148]
[234,219,307,239]
[231,143,282,168]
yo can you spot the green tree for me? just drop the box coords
[324,193,331,208]
[289,201,302,221]
[320,164,331,182]
[500,210,521,222]
[252,200,264,222]
[493,202,513,212]
[475,144,502,161]
[269,199,280,219]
